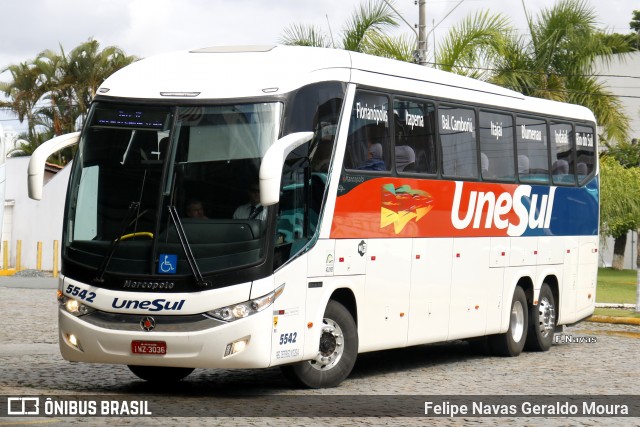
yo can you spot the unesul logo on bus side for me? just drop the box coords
[451,182,556,237]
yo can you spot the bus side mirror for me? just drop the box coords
[28,132,81,200]
[259,131,314,206]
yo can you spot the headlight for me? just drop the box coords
[206,284,284,322]
[57,290,95,317]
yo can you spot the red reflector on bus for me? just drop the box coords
[416,254,420,259]
[339,257,344,262]
[371,256,376,261]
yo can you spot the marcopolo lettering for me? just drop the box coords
[451,181,556,237]
[123,279,175,290]
[112,297,186,312]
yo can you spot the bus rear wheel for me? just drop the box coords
[128,365,194,382]
[489,286,528,357]
[281,300,358,388]
[525,283,556,352]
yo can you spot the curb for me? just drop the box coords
[586,315,640,326]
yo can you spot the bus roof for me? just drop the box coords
[98,45,595,123]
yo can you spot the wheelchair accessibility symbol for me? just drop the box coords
[158,254,177,274]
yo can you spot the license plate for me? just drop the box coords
[131,340,167,355]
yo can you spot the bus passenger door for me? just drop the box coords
[359,238,411,352]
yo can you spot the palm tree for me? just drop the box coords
[0,39,137,156]
[434,10,511,81]
[280,0,400,55]
[487,0,632,144]
[0,61,45,140]
[66,39,137,115]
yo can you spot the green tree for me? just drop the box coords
[280,0,404,58]
[486,0,632,144]
[630,10,640,33]
[0,61,45,140]
[434,11,511,80]
[601,141,640,270]
[0,39,136,162]
[599,155,640,268]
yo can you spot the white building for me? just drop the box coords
[1,157,69,271]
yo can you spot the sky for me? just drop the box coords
[1,0,638,135]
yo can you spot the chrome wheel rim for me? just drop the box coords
[510,300,525,342]
[538,296,556,337]
[308,317,344,371]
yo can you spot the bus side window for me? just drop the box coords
[394,99,437,174]
[550,122,575,185]
[345,91,391,172]
[575,124,595,184]
[516,116,549,183]
[439,105,477,179]
[479,110,514,181]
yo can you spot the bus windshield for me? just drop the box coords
[65,102,282,279]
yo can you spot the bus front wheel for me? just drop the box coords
[489,286,528,357]
[281,300,358,388]
[525,283,556,352]
[128,365,194,382]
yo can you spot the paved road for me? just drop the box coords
[0,280,639,426]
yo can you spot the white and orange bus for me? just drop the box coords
[28,45,598,388]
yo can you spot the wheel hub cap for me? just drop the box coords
[309,317,344,371]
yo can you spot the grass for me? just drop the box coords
[593,307,640,318]
[596,268,637,304]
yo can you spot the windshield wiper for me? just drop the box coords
[167,205,211,287]
[94,201,140,284]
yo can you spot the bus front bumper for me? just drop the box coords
[58,307,273,369]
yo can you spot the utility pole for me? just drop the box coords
[416,0,427,66]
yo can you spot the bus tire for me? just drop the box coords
[281,300,358,388]
[128,365,194,382]
[525,283,556,352]
[489,286,528,357]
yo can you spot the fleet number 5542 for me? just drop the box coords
[65,284,96,303]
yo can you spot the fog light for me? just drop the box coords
[224,337,250,357]
[65,333,83,352]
